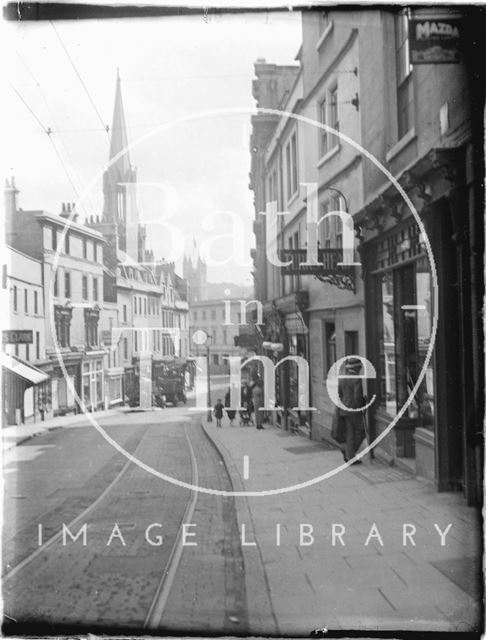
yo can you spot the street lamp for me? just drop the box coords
[205,333,213,422]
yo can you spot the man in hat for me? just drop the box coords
[338,357,367,464]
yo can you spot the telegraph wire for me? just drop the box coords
[15,52,97,214]
[10,84,49,135]
[10,83,89,216]
[50,21,109,135]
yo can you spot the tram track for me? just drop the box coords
[2,425,150,583]
[3,413,248,632]
[143,420,199,629]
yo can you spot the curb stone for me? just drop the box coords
[200,418,279,636]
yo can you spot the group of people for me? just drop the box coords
[213,372,265,429]
[212,358,369,466]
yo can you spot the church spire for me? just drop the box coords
[102,69,138,259]
[107,70,132,179]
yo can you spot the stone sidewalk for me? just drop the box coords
[200,416,482,635]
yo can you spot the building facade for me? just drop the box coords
[2,241,52,425]
[249,8,483,504]
[4,191,113,415]
[189,298,247,374]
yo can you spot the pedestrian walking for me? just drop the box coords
[335,357,366,464]
[213,398,224,428]
[239,382,253,426]
[250,371,264,430]
[224,389,236,427]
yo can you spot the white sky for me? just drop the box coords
[5,12,302,284]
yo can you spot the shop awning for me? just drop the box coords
[1,353,50,386]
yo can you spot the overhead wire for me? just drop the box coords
[15,52,97,214]
[50,20,109,135]
[9,81,90,216]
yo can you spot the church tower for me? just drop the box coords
[183,241,207,303]
[101,70,142,261]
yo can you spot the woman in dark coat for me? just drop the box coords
[250,371,264,430]
[337,358,366,463]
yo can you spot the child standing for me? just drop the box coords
[224,389,236,427]
[213,398,224,428]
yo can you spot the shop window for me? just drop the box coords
[376,258,434,433]
[14,344,19,356]
[395,10,414,139]
[415,260,435,428]
[288,333,308,409]
[378,272,397,416]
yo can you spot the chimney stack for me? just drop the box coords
[4,176,19,222]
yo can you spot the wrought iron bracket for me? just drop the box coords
[314,272,356,293]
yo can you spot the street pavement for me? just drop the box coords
[2,393,481,635]
[2,406,248,635]
[201,414,482,635]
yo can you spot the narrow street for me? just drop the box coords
[3,383,249,635]
[3,378,481,635]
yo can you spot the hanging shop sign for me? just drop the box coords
[409,14,463,65]
[279,248,355,292]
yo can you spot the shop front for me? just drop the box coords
[260,292,309,431]
[1,353,50,425]
[359,145,482,504]
[363,219,435,473]
[285,311,310,435]
[81,352,105,412]
[105,367,124,407]
[50,352,81,416]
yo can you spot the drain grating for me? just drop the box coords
[284,443,333,454]
[352,465,414,484]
